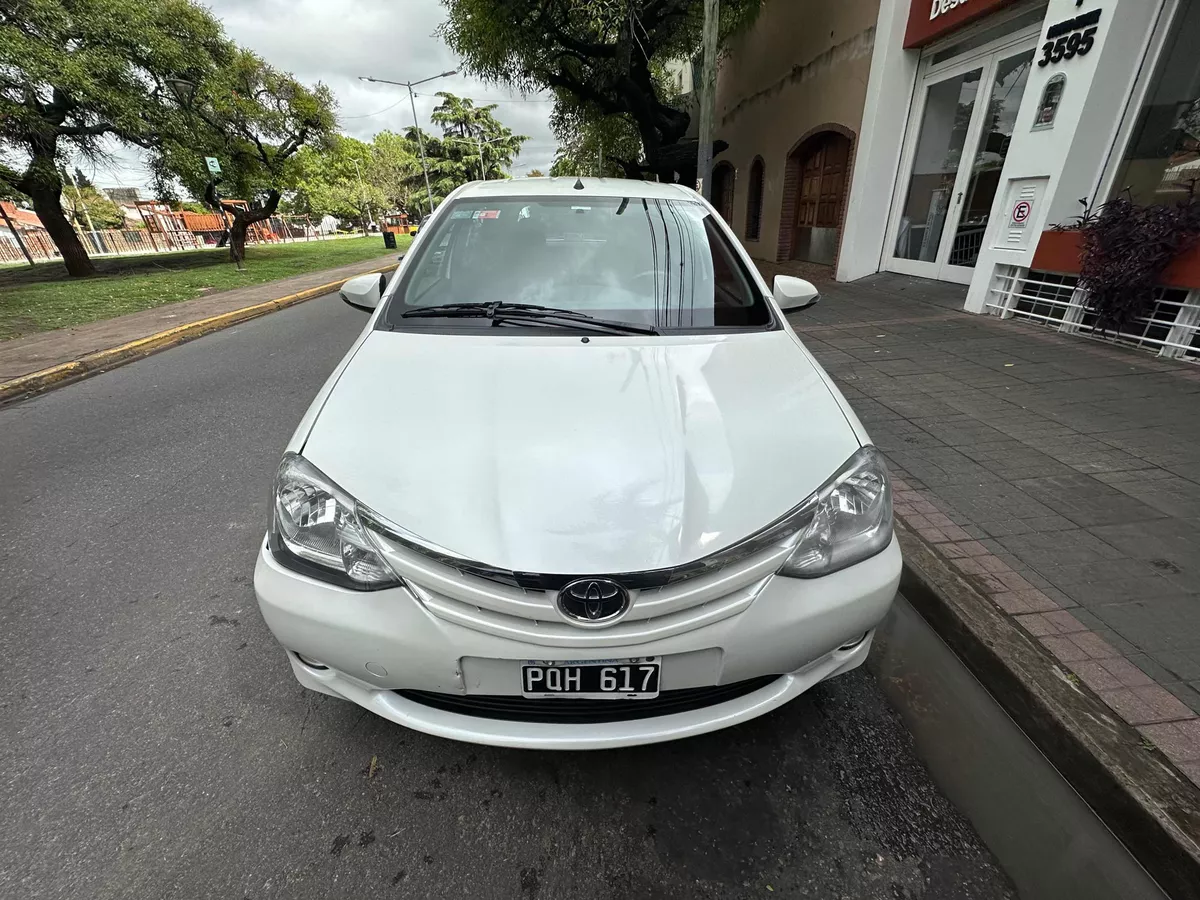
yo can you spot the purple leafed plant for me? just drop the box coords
[1057,189,1200,333]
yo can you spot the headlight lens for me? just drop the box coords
[778,446,893,578]
[268,453,399,589]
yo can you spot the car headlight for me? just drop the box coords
[268,453,400,590]
[778,446,893,578]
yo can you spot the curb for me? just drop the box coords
[0,265,395,408]
[896,522,1200,900]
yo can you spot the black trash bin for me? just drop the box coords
[382,230,397,250]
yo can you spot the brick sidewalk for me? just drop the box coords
[0,255,397,382]
[764,263,1200,787]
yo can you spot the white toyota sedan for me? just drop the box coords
[254,178,900,749]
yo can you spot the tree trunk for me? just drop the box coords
[222,190,282,266]
[27,182,95,277]
[229,215,249,266]
[17,138,96,277]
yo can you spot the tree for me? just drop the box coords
[286,135,388,228]
[527,169,545,178]
[374,95,528,214]
[155,48,337,264]
[439,0,761,181]
[550,105,643,178]
[403,126,478,209]
[429,92,527,181]
[0,0,231,276]
[63,184,125,230]
[370,130,422,215]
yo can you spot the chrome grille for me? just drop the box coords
[369,530,792,647]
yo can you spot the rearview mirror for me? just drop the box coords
[773,275,821,312]
[340,273,386,312]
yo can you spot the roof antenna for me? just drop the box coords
[573,176,585,190]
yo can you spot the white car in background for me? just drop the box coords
[254,177,900,749]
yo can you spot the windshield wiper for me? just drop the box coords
[402,301,568,319]
[402,302,658,335]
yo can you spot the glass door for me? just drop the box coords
[889,63,985,279]
[942,48,1036,279]
[886,35,1038,283]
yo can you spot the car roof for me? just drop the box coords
[452,177,698,202]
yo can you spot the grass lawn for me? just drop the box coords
[0,235,411,341]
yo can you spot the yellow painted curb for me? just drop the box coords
[0,265,395,406]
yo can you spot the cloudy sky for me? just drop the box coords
[83,0,557,192]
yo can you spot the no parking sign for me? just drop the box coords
[1010,200,1033,228]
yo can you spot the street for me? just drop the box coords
[1,295,1017,899]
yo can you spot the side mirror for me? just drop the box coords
[340,273,386,312]
[773,275,821,312]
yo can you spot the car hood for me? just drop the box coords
[302,330,860,575]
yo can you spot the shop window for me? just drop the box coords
[1111,0,1200,205]
[745,158,764,241]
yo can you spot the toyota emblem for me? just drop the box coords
[557,577,630,626]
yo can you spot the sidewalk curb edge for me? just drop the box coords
[0,265,395,407]
[896,522,1200,900]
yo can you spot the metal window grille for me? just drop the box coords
[985,266,1200,361]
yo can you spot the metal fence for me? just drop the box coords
[985,265,1200,362]
[1,214,328,266]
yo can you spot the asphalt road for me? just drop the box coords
[0,295,1016,899]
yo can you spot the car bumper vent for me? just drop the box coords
[396,676,781,724]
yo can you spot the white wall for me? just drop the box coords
[963,0,1169,310]
[836,0,920,281]
[841,0,1169,295]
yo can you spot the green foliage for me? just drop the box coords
[430,92,527,181]
[371,130,422,213]
[286,134,389,223]
[153,47,337,208]
[0,0,233,272]
[62,184,125,229]
[439,0,762,174]
[0,235,408,340]
[373,93,529,214]
[0,0,230,193]
[550,106,643,178]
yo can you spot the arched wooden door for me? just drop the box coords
[785,131,851,265]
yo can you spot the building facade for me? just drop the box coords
[836,0,1200,359]
[712,0,882,268]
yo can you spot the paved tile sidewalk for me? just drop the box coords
[761,263,1200,787]
[0,255,397,382]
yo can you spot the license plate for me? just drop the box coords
[521,659,660,699]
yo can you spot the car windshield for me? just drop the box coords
[383,196,773,332]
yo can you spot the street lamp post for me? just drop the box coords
[358,70,457,216]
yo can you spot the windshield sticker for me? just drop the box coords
[450,209,474,219]
[477,209,501,220]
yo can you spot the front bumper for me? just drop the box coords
[253,536,901,749]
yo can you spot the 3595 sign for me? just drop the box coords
[1039,8,1101,68]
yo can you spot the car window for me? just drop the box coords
[384,196,773,332]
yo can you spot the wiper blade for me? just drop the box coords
[492,309,659,336]
[402,302,658,335]
[401,301,578,319]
